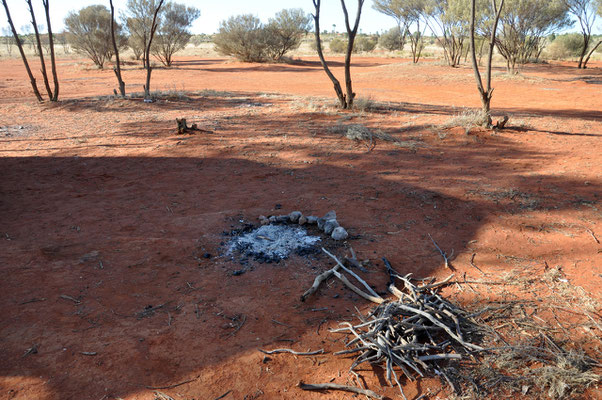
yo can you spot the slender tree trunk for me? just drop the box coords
[340,0,364,110]
[582,39,601,69]
[42,0,58,101]
[26,0,53,100]
[1,0,43,101]
[109,0,126,97]
[312,0,346,108]
[144,0,165,100]
[470,0,504,127]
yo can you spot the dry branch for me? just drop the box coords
[298,381,383,399]
[259,348,324,356]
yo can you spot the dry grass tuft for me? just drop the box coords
[441,109,488,132]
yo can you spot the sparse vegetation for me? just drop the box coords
[65,5,127,69]
[151,2,200,66]
[213,9,312,62]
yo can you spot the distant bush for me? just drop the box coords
[264,8,312,61]
[65,5,127,69]
[213,9,311,62]
[329,37,347,53]
[545,33,585,60]
[354,35,377,52]
[213,14,266,62]
[379,27,405,51]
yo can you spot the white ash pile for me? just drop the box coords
[259,210,349,241]
[228,224,321,263]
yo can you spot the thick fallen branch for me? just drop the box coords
[300,265,339,302]
[298,381,383,399]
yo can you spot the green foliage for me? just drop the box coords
[151,2,200,66]
[379,26,405,51]
[213,14,267,62]
[213,9,311,62]
[64,5,127,68]
[354,35,378,52]
[264,8,312,61]
[497,0,572,71]
[329,37,347,53]
[545,33,585,60]
[124,0,162,61]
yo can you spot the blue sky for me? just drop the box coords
[1,0,392,35]
[1,0,600,35]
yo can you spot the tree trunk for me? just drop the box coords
[312,0,346,108]
[144,0,165,100]
[109,0,126,97]
[582,40,601,69]
[340,0,364,110]
[470,0,504,127]
[26,0,53,100]
[42,0,59,101]
[1,0,43,102]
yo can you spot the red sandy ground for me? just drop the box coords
[0,56,601,400]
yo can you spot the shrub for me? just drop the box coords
[329,37,347,53]
[213,14,266,62]
[213,9,311,63]
[545,33,585,60]
[151,2,200,66]
[379,27,405,51]
[354,35,377,52]
[264,8,312,61]
[65,5,127,68]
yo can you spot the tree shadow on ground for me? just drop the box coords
[0,119,598,399]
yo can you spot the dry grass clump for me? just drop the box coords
[353,97,376,112]
[441,109,488,132]
[341,124,419,151]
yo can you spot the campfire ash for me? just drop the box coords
[228,224,321,263]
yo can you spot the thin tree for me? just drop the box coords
[1,0,43,101]
[25,0,53,100]
[42,0,58,101]
[143,0,165,100]
[312,0,365,109]
[469,0,504,127]
[564,0,600,68]
[110,0,126,96]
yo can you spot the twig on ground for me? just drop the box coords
[259,348,324,356]
[428,234,454,270]
[298,381,383,399]
[470,253,486,275]
[213,390,232,400]
[60,294,81,304]
[146,376,199,390]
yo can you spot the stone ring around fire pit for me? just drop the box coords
[258,210,349,241]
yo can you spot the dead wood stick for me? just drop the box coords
[394,304,484,351]
[60,294,81,304]
[417,353,462,362]
[271,319,292,328]
[469,253,486,275]
[428,234,453,270]
[259,348,324,355]
[145,376,199,390]
[298,381,383,399]
[586,228,600,244]
[332,269,384,304]
[322,248,381,299]
[301,265,340,302]
[417,274,455,291]
[213,390,232,400]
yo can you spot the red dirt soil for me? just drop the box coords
[0,56,601,400]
